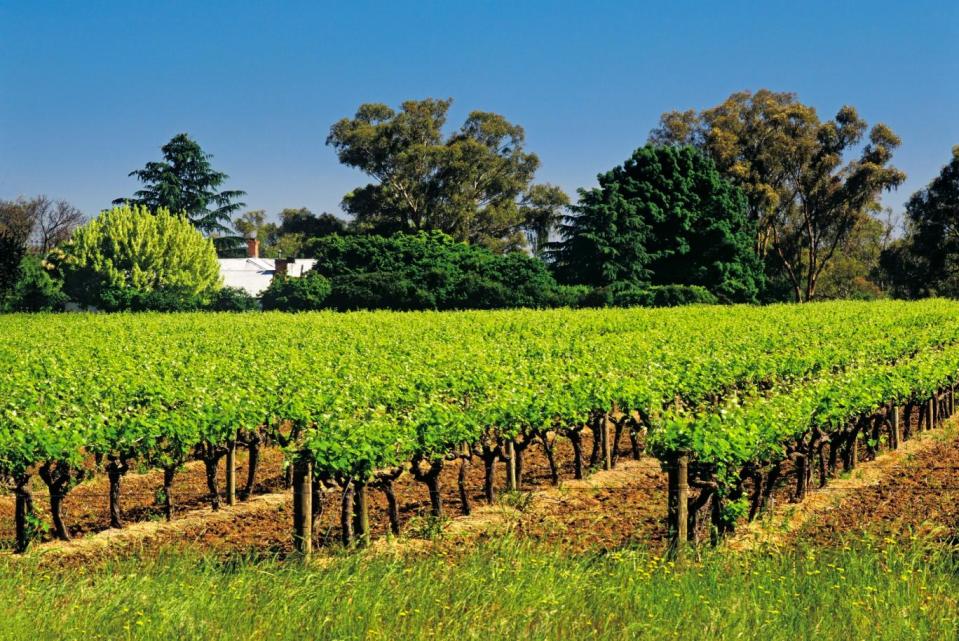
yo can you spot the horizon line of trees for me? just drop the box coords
[3,89,959,312]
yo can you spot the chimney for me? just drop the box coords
[246,237,260,259]
[275,258,290,278]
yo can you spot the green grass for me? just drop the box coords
[1,538,957,640]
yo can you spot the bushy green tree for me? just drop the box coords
[550,145,763,302]
[2,255,67,312]
[0,200,33,297]
[114,133,246,237]
[261,272,332,311]
[51,205,222,310]
[883,147,959,298]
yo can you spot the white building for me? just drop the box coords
[217,239,316,296]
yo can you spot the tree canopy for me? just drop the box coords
[882,147,959,297]
[327,98,568,252]
[115,133,246,237]
[51,204,222,310]
[550,145,763,303]
[650,89,905,301]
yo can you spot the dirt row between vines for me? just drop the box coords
[6,414,959,565]
[731,418,959,550]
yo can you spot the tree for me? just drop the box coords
[25,196,85,253]
[231,208,347,258]
[883,146,959,297]
[278,208,347,238]
[550,145,763,303]
[327,98,567,252]
[650,90,905,302]
[521,184,570,256]
[814,212,891,300]
[0,200,32,296]
[50,204,222,310]
[114,133,246,237]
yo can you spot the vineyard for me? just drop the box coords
[2,300,959,556]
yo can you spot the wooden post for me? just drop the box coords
[225,439,236,506]
[928,397,935,430]
[891,404,901,450]
[667,453,689,557]
[506,440,517,491]
[354,482,370,547]
[292,457,313,557]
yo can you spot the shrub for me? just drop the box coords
[2,255,67,312]
[261,272,331,311]
[579,283,719,308]
[308,231,565,310]
[52,204,221,310]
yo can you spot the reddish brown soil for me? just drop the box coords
[793,431,959,545]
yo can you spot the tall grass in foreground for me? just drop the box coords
[1,538,957,641]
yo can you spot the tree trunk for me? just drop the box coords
[204,456,221,511]
[340,481,355,546]
[482,452,497,503]
[793,452,808,502]
[569,430,584,480]
[505,440,517,492]
[629,425,642,458]
[353,482,370,547]
[14,474,35,553]
[162,466,176,521]
[382,479,400,535]
[458,457,471,516]
[311,476,325,545]
[541,434,560,485]
[38,461,72,541]
[425,473,443,518]
[240,433,261,500]
[106,457,128,529]
[611,417,625,467]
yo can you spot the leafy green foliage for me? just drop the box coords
[327,98,567,252]
[651,90,905,301]
[884,147,959,298]
[1,300,958,503]
[114,133,246,237]
[51,205,222,310]
[309,231,566,310]
[2,255,67,312]
[0,200,33,297]
[551,145,763,302]
[261,273,331,311]
[581,284,719,308]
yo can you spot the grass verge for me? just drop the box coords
[1,537,957,640]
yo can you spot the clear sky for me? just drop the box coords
[2,1,957,226]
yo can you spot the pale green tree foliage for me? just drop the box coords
[52,204,221,309]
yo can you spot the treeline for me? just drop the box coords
[2,89,958,312]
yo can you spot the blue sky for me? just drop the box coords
[1,1,957,226]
